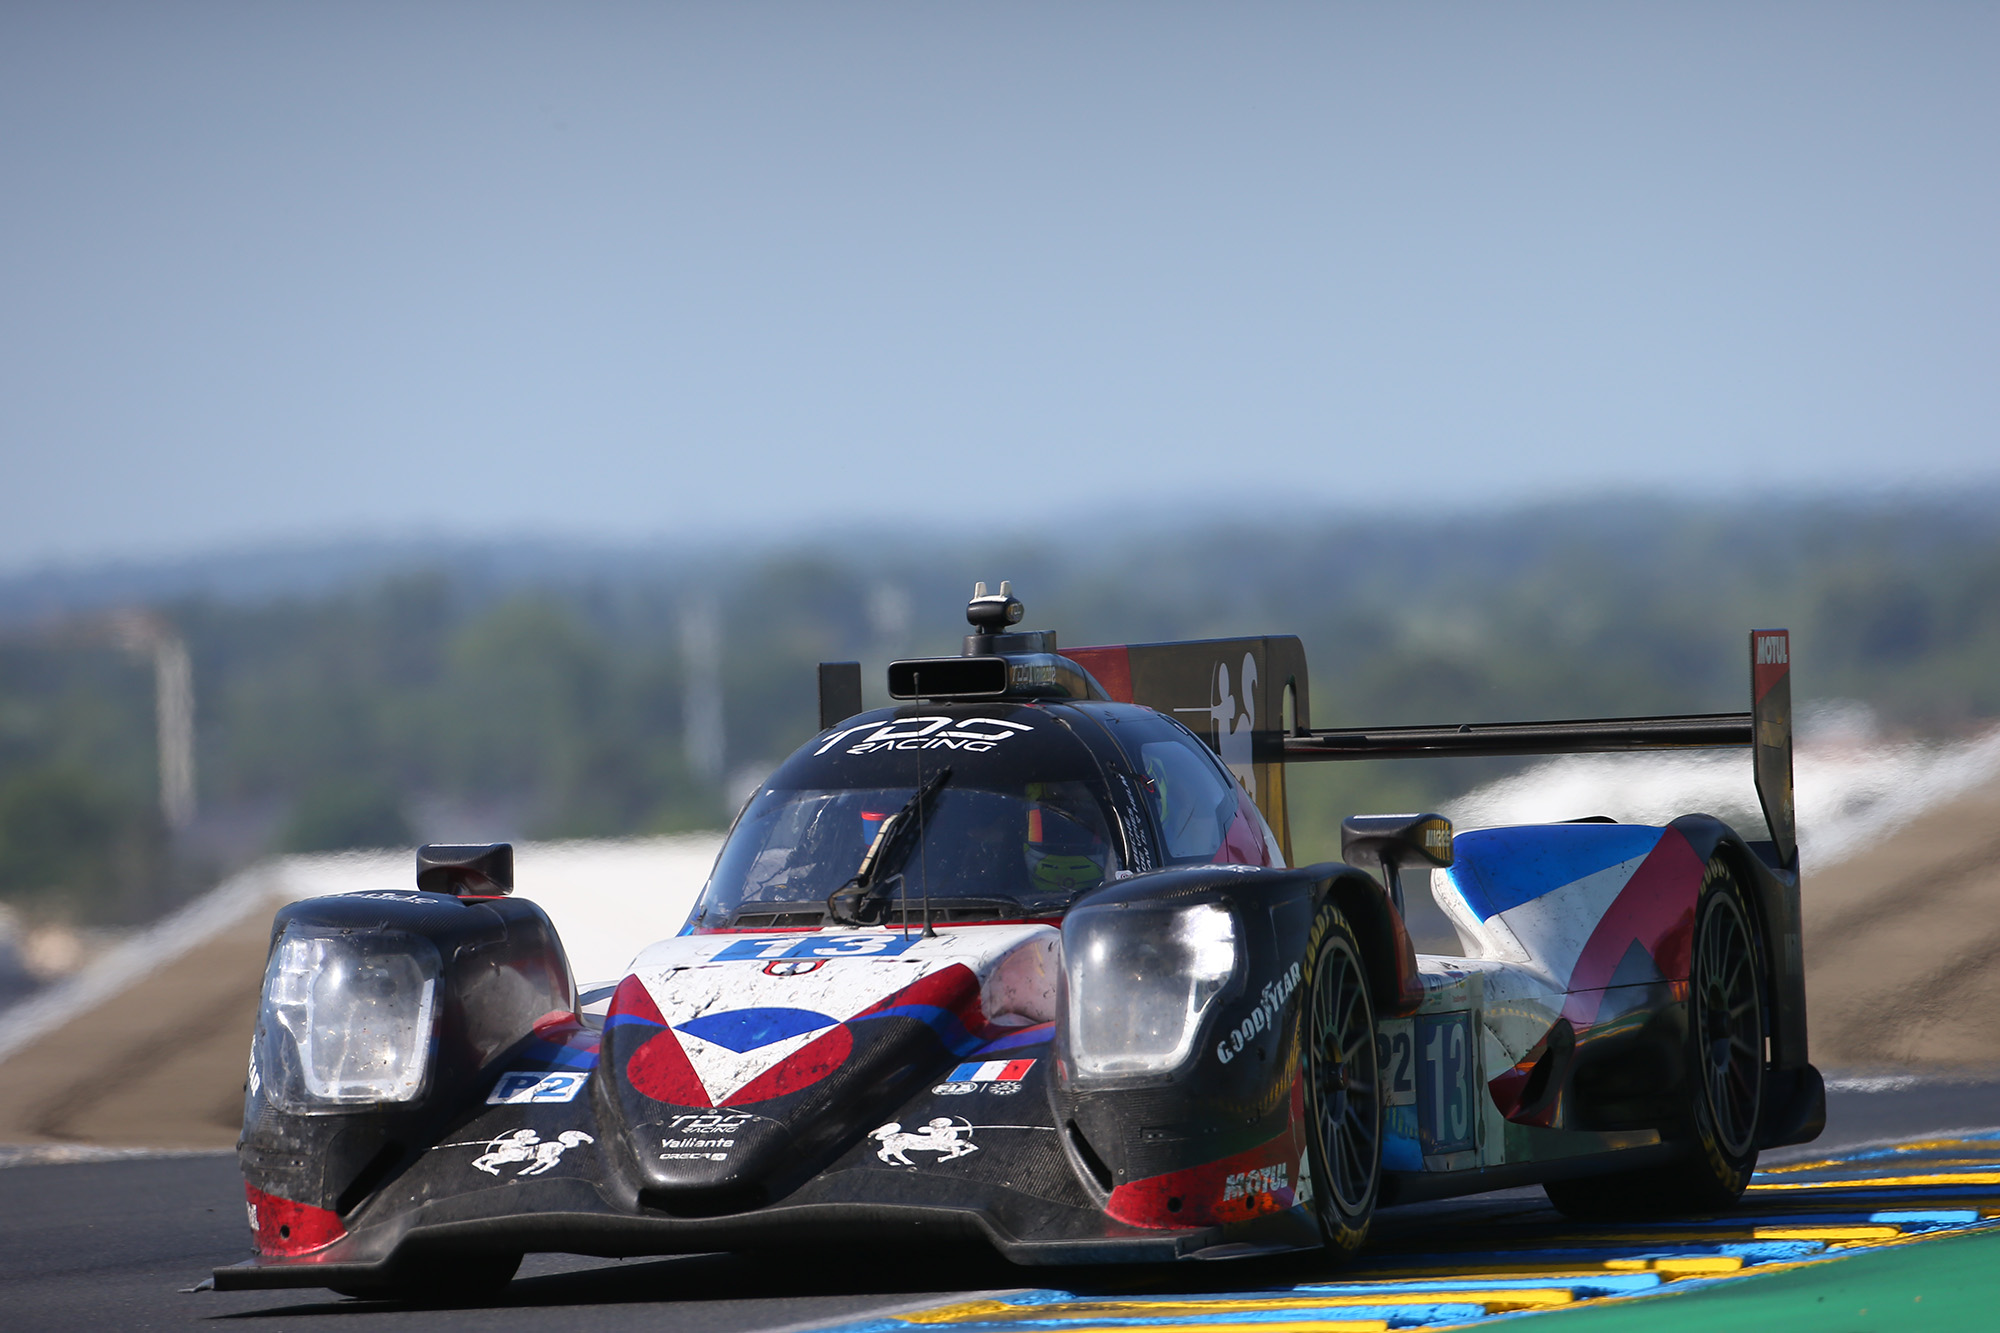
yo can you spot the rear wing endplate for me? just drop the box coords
[1751,629,1797,867]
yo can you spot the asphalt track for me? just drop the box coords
[4,1078,1998,1333]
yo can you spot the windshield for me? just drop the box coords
[693,780,1119,929]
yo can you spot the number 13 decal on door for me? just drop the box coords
[1415,1013,1475,1157]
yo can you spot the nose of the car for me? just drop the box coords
[594,958,988,1210]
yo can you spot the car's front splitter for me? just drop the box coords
[212,1183,1252,1290]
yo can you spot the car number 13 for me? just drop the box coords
[1414,1012,1475,1156]
[713,935,923,962]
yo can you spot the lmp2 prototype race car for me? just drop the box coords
[216,583,1824,1297]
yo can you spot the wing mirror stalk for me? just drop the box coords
[1339,813,1454,915]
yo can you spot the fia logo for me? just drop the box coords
[764,959,826,977]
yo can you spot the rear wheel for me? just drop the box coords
[1303,906,1381,1261]
[1544,858,1765,1219]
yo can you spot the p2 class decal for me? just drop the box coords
[1416,1012,1475,1158]
[764,958,826,976]
[813,716,1035,757]
[871,1117,979,1164]
[713,934,923,962]
[446,1128,596,1177]
[487,1070,589,1104]
[1377,1017,1417,1107]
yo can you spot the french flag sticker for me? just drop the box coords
[945,1058,1036,1083]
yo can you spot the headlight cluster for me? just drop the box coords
[1063,900,1238,1077]
[253,925,440,1110]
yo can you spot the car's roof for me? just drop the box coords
[769,699,1142,794]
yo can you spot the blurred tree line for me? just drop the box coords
[2,496,1997,923]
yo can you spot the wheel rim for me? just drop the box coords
[1311,936,1380,1216]
[1693,888,1762,1157]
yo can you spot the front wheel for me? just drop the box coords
[1303,906,1382,1261]
[1545,857,1766,1219]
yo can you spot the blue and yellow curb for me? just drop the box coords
[823,1131,2000,1332]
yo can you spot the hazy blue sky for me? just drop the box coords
[2,3,1994,571]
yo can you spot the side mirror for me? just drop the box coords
[1340,813,1453,915]
[417,843,514,897]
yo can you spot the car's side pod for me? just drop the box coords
[239,888,575,1244]
[1665,813,1824,1150]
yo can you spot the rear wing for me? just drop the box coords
[1066,630,1796,870]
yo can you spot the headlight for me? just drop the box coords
[253,925,440,1110]
[1064,900,1238,1077]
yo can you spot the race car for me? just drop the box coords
[215,582,1824,1298]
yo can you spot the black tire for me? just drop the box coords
[1303,905,1382,1261]
[333,1252,522,1304]
[1544,857,1765,1219]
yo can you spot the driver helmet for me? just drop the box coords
[1023,795,1108,894]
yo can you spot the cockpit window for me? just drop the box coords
[1095,710,1272,867]
[1137,739,1238,861]
[691,780,1117,929]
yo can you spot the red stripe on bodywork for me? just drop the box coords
[853,962,984,1024]
[1562,825,1703,1026]
[721,958,981,1104]
[607,974,667,1025]
[1213,789,1274,867]
[532,1008,602,1056]
[246,1183,346,1257]
[1108,1079,1307,1229]
[627,1025,712,1106]
[722,1024,856,1104]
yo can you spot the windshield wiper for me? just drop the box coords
[826,768,952,926]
